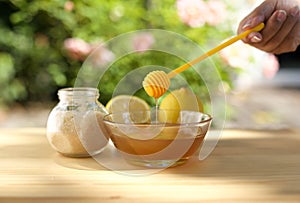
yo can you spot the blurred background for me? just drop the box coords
[0,0,299,129]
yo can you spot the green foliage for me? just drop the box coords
[0,0,237,107]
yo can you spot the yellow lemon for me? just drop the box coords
[106,95,150,123]
[159,87,204,123]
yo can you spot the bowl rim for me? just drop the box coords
[102,109,213,126]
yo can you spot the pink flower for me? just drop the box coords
[63,38,92,61]
[206,0,227,26]
[132,33,155,52]
[64,1,74,12]
[262,54,279,79]
[89,43,115,67]
[176,0,227,27]
[176,0,209,27]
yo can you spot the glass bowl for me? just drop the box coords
[103,109,212,168]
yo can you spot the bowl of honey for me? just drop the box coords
[103,109,212,168]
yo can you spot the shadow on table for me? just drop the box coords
[166,129,300,196]
[54,128,300,182]
[53,141,163,176]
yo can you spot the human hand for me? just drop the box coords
[237,0,300,54]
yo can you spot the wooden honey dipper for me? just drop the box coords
[142,23,265,98]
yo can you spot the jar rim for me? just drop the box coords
[58,87,99,97]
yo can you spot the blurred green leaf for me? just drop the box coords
[0,0,243,108]
[0,52,14,81]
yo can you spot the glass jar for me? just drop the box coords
[46,87,109,157]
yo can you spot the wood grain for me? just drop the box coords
[1,128,300,203]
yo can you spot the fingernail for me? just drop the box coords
[277,10,287,22]
[242,20,252,30]
[242,16,265,30]
[250,35,262,43]
[291,6,299,17]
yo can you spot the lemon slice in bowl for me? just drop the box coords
[106,95,150,123]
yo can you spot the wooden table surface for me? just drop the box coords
[1,128,300,203]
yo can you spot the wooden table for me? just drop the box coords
[1,128,300,203]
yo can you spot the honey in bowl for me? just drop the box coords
[103,109,212,168]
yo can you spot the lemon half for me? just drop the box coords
[106,95,150,123]
[159,87,204,123]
